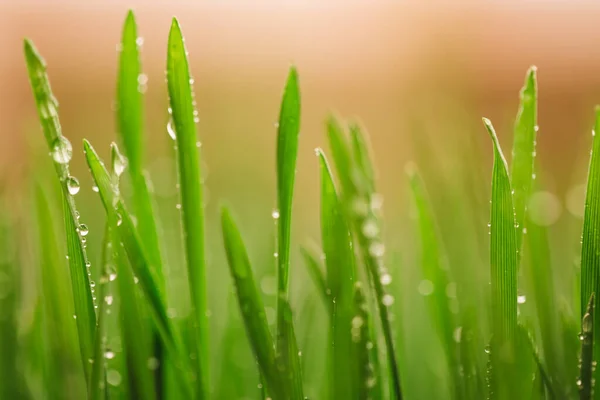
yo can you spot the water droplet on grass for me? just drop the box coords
[79,224,89,236]
[382,294,394,306]
[51,136,73,164]
[67,176,80,195]
[271,209,280,219]
[167,118,176,140]
[107,369,121,386]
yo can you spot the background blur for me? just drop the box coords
[3,1,600,398]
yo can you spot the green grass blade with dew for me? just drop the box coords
[318,148,358,398]
[581,107,600,399]
[326,118,403,399]
[166,19,209,397]
[483,118,519,399]
[220,207,286,399]
[24,39,96,385]
[300,246,329,310]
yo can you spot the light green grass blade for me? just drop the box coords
[166,19,209,396]
[318,148,357,398]
[24,39,96,385]
[83,141,175,356]
[276,66,301,296]
[326,118,403,399]
[406,163,460,396]
[299,246,329,309]
[581,107,600,399]
[511,66,538,252]
[580,294,595,400]
[220,207,286,399]
[483,118,519,399]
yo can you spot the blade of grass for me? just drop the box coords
[166,19,209,396]
[581,107,600,399]
[326,117,403,399]
[483,117,519,399]
[276,297,304,399]
[318,148,357,398]
[220,207,286,399]
[579,293,595,400]
[511,66,538,252]
[276,66,301,296]
[406,163,460,397]
[24,39,96,385]
[82,140,185,374]
[299,246,329,309]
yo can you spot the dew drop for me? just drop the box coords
[92,185,99,193]
[104,350,115,359]
[111,143,127,177]
[136,37,144,47]
[67,176,80,195]
[107,369,121,386]
[79,224,89,237]
[382,294,395,306]
[271,209,280,219]
[51,136,73,164]
[167,118,177,140]
[380,273,392,286]
[105,295,113,306]
[517,295,527,304]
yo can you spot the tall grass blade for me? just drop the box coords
[318,148,357,398]
[483,118,519,399]
[24,39,96,384]
[326,117,403,399]
[406,163,460,396]
[581,107,600,399]
[166,19,209,396]
[580,294,595,400]
[276,66,301,296]
[220,207,286,399]
[276,297,304,399]
[511,66,538,252]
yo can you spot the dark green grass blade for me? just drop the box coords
[318,149,357,398]
[483,118,519,398]
[83,141,177,358]
[299,246,329,309]
[581,107,600,399]
[510,67,538,252]
[24,39,96,384]
[276,67,301,296]
[220,207,286,399]
[406,164,460,395]
[580,294,595,400]
[166,19,209,396]
[276,297,304,399]
[326,118,403,399]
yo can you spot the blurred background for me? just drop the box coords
[3,1,600,398]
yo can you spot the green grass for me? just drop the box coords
[7,9,600,400]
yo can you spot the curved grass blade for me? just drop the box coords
[581,107,600,398]
[220,207,286,399]
[83,141,178,360]
[318,148,357,398]
[299,246,329,309]
[406,163,460,396]
[580,293,595,400]
[276,66,301,296]
[326,117,403,399]
[511,66,538,252]
[24,39,96,384]
[166,19,209,396]
[483,118,519,398]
